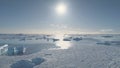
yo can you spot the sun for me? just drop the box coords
[55,3,67,15]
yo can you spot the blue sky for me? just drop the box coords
[0,0,120,34]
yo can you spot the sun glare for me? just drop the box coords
[55,3,67,15]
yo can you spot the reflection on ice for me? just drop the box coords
[55,34,71,49]
[56,41,71,49]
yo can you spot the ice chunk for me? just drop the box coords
[63,37,72,41]
[52,38,60,42]
[10,57,45,68]
[102,35,113,38]
[7,47,14,56]
[96,41,120,46]
[73,37,82,41]
[14,46,26,55]
[31,58,45,65]
[10,60,34,68]
[110,41,120,45]
[96,41,111,45]
[0,44,8,55]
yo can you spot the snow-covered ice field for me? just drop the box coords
[0,34,120,68]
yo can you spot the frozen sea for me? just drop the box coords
[0,34,120,68]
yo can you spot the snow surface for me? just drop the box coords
[0,34,120,68]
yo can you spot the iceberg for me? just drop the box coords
[0,44,8,55]
[0,44,26,56]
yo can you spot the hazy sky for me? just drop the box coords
[0,0,120,34]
